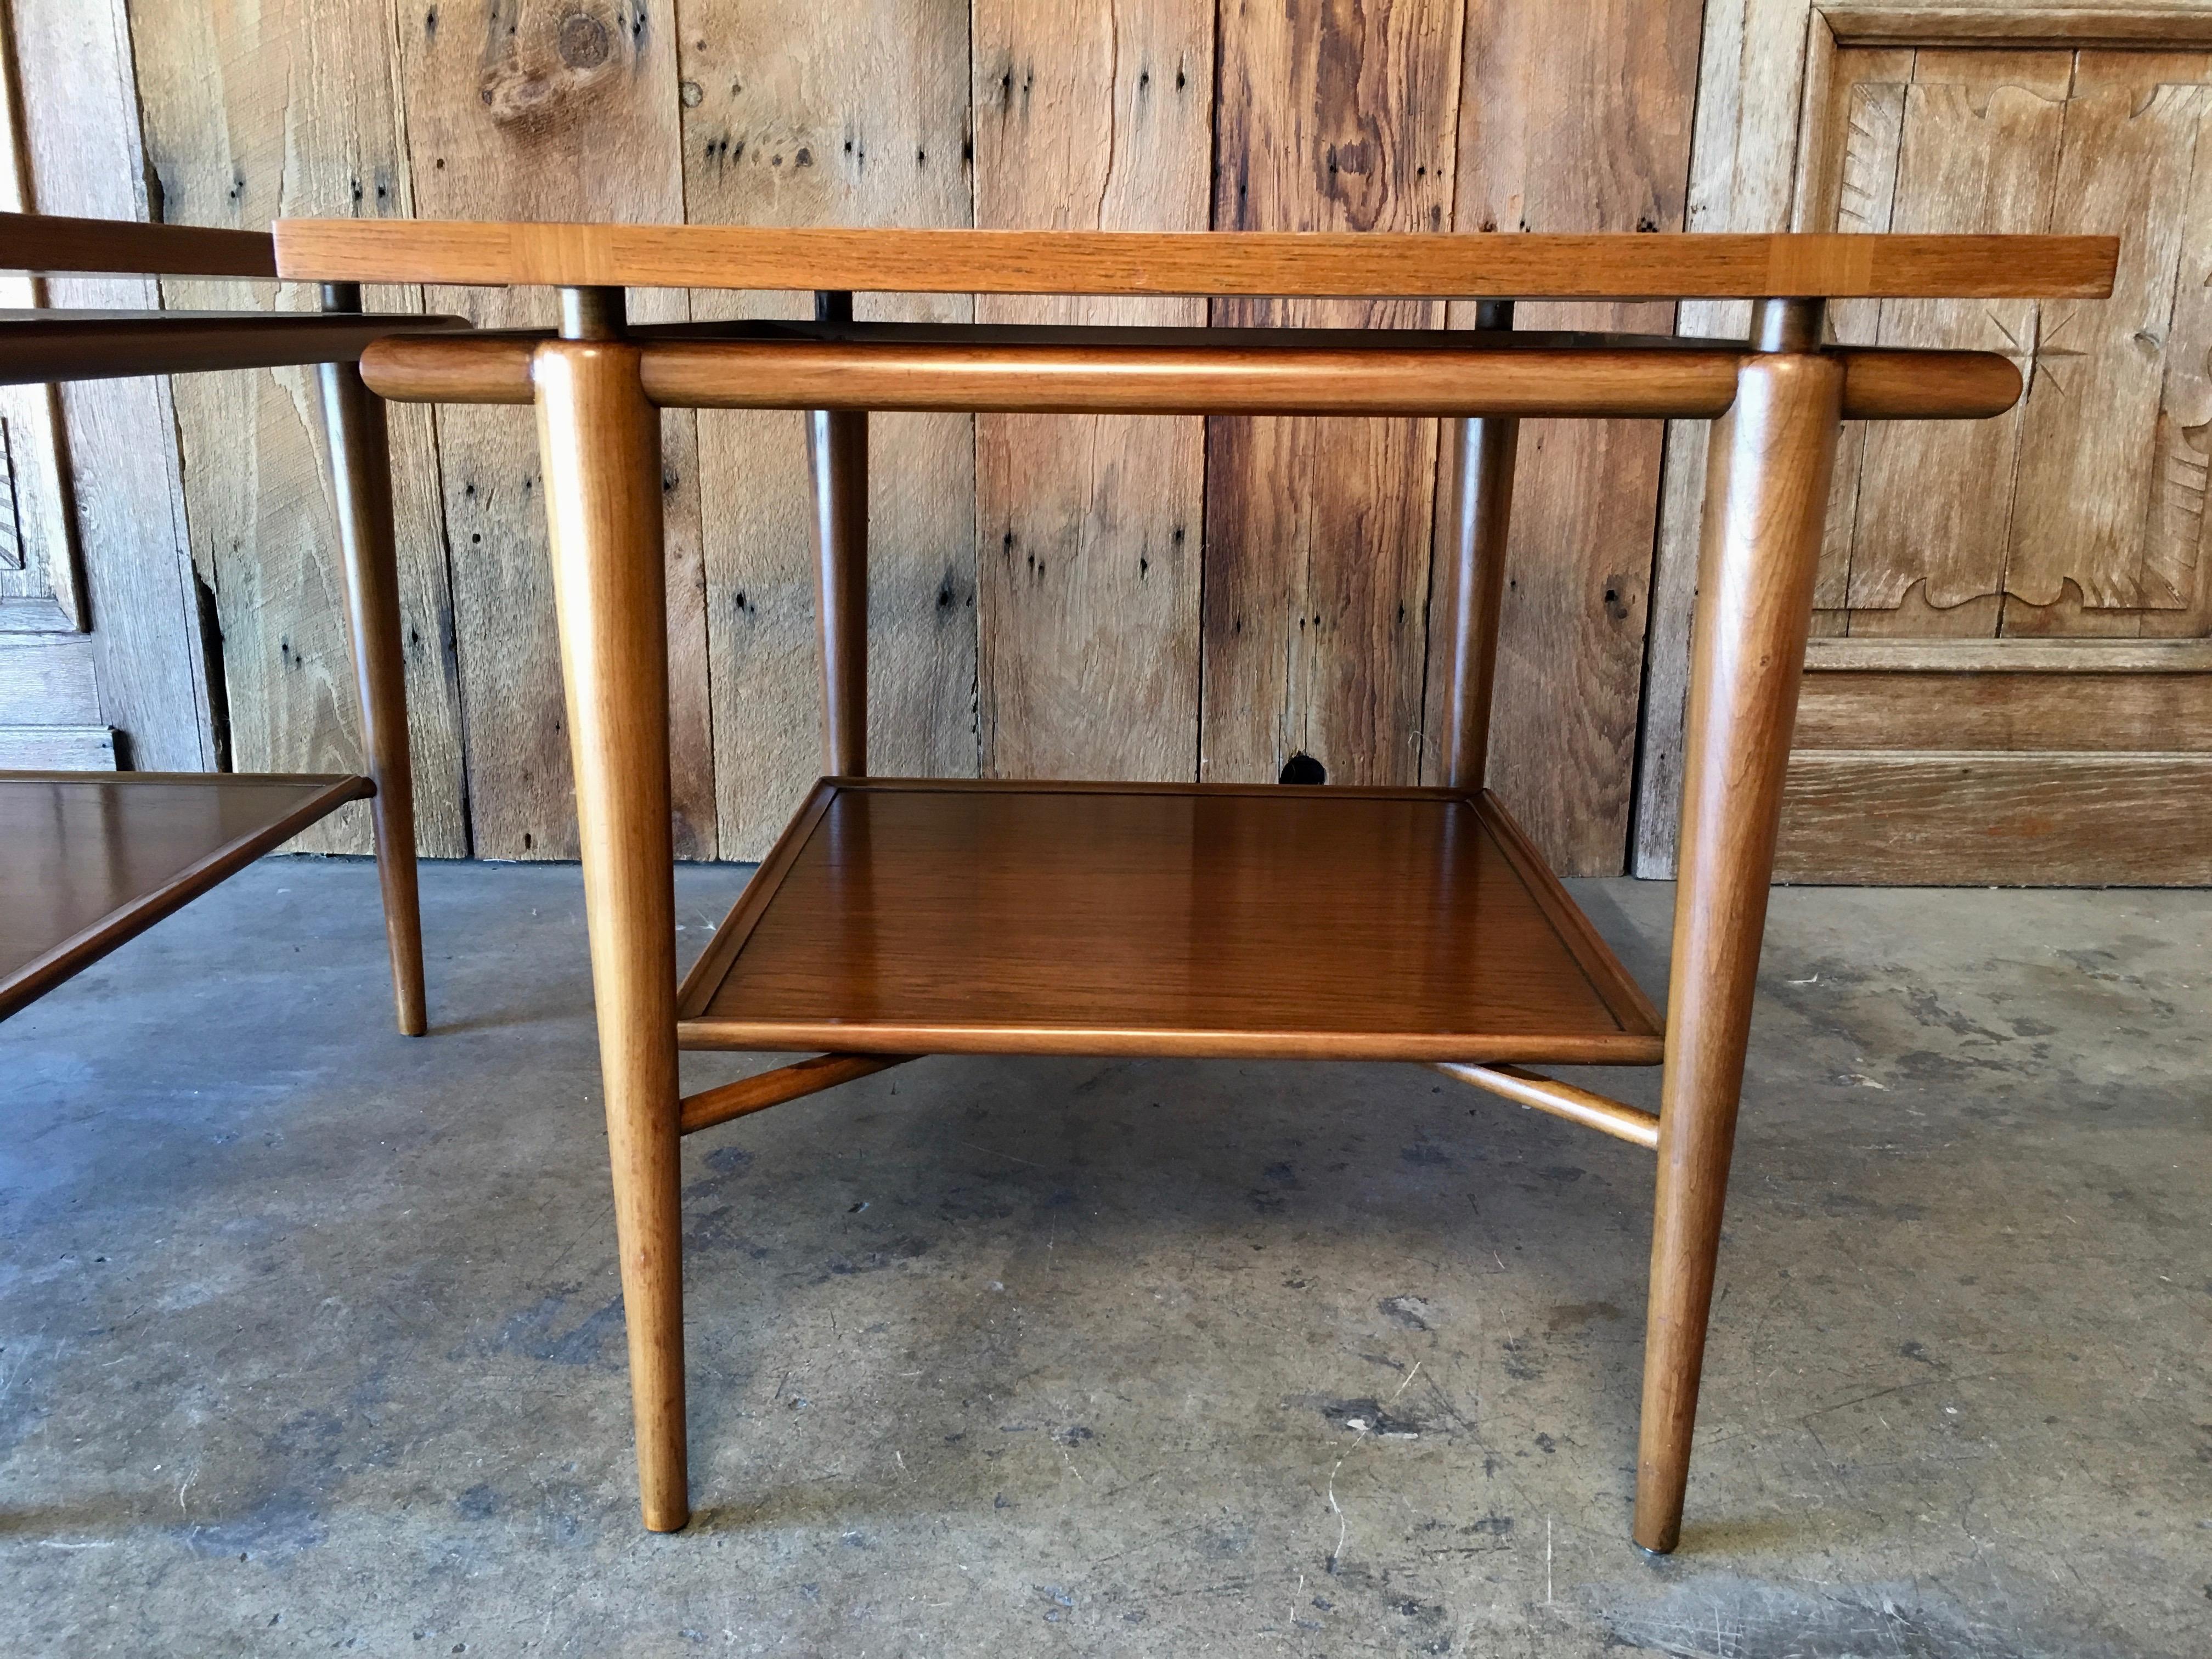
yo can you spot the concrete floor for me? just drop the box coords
[1,860,2207,1657]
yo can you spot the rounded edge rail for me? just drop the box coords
[359,332,2022,421]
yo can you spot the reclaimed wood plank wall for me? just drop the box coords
[31,0,1702,874]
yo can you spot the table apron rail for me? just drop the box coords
[360,334,2020,421]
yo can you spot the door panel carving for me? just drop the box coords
[1813,46,2212,639]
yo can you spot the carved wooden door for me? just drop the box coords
[1779,35,2212,881]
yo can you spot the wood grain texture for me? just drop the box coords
[532,336,689,1531]
[272,218,2120,297]
[973,0,1211,783]
[1638,344,1841,1554]
[678,1052,915,1135]
[1204,0,1464,789]
[2137,49,2212,640]
[399,0,714,860]
[1776,751,2212,884]
[1805,635,2212,670]
[2005,56,2209,616]
[3,35,119,635]
[0,308,473,386]
[0,77,82,643]
[1429,1061,1662,1149]
[362,325,2018,417]
[0,635,98,721]
[1802,48,1912,614]
[1802,46,2212,639]
[678,0,975,861]
[808,398,868,776]
[1820,4,2212,48]
[8,0,212,771]
[0,373,79,631]
[1635,15,2197,881]
[0,208,275,277]
[679,779,1664,1061]
[1432,408,1519,788]
[644,337,1756,414]
[1793,667,2212,749]
[0,723,115,765]
[1446,0,1702,873]
[1647,31,2212,886]
[1981,49,2212,641]
[1632,0,1827,877]
[122,0,470,855]
[0,772,369,1020]
[1848,54,2070,623]
[320,340,428,1032]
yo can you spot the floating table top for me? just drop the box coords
[272,222,2117,300]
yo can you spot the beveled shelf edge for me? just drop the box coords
[673,777,1667,1064]
[1480,791,1666,1037]
[674,1019,1665,1064]
[0,771,374,1023]
[674,777,837,1020]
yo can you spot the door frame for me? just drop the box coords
[0,0,215,771]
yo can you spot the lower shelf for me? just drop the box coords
[677,778,1663,1063]
[0,770,374,1021]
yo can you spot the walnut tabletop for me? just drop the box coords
[272,221,2116,300]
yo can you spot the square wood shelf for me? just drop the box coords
[1,771,374,1021]
[675,778,1663,1064]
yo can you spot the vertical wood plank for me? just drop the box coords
[1848,60,2070,624]
[398,0,715,859]
[0,7,80,635]
[127,0,471,855]
[2143,60,2212,639]
[1633,0,1818,877]
[1805,61,1909,623]
[678,0,976,859]
[8,0,213,770]
[2003,66,2208,616]
[1439,0,1702,874]
[972,0,1213,783]
[1205,0,1462,787]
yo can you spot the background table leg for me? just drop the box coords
[809,290,868,778]
[534,320,690,1532]
[1635,317,1841,1554]
[318,282,426,1036]
[1440,302,1518,792]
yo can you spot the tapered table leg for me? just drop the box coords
[318,283,426,1036]
[1440,302,1517,792]
[1634,317,1841,1554]
[533,318,690,1532]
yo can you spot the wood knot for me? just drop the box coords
[557,12,610,68]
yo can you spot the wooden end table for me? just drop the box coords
[276,221,2114,1551]
[1,212,466,1028]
